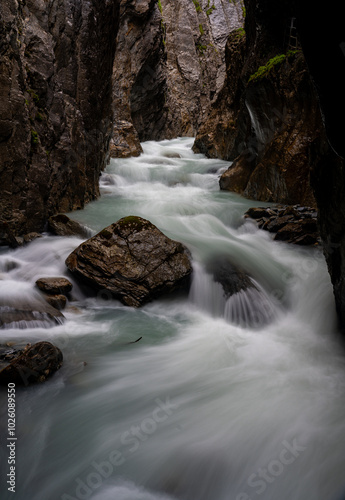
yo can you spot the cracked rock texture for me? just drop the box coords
[0,0,119,237]
[65,216,193,307]
[110,0,244,157]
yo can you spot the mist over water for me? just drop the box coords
[1,138,345,500]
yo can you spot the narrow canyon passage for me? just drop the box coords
[1,139,345,500]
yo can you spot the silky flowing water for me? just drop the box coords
[1,138,345,500]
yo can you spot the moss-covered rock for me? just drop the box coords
[65,216,193,307]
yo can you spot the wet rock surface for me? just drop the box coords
[35,276,73,311]
[245,205,319,245]
[207,256,276,328]
[194,1,318,207]
[0,294,64,330]
[47,215,89,238]
[36,277,73,296]
[0,342,63,386]
[65,216,193,307]
[207,258,255,297]
[112,0,243,156]
[0,0,120,237]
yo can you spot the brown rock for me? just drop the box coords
[36,277,73,295]
[48,214,89,238]
[65,216,193,307]
[265,215,294,233]
[44,295,67,311]
[112,0,244,155]
[0,342,63,386]
[274,223,318,245]
[0,0,120,237]
[0,294,64,330]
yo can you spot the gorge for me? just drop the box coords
[1,1,345,499]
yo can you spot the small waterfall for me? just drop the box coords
[189,262,278,328]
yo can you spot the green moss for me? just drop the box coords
[116,216,148,232]
[27,88,39,104]
[287,49,301,58]
[206,4,216,15]
[31,129,39,146]
[248,54,287,83]
[157,0,163,14]
[196,43,207,55]
[192,0,202,13]
[35,112,43,122]
[233,27,245,37]
[199,24,204,35]
[100,228,113,239]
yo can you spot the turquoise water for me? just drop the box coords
[1,138,345,500]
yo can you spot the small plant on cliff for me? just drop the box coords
[192,0,202,13]
[199,24,204,35]
[196,43,207,55]
[27,88,39,104]
[248,54,287,83]
[233,27,245,37]
[206,4,216,15]
[31,130,39,146]
[157,0,163,14]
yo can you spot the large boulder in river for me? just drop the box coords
[65,216,193,307]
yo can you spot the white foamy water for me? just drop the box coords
[1,138,345,500]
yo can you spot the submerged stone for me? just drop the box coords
[207,256,276,328]
[0,295,64,330]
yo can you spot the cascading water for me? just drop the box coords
[1,138,345,500]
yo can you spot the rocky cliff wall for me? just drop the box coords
[110,0,244,158]
[298,0,345,332]
[0,0,119,238]
[193,0,319,206]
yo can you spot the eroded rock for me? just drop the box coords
[0,342,63,386]
[0,0,120,237]
[36,277,73,296]
[65,216,193,307]
[0,294,64,330]
[47,215,89,238]
[245,205,320,245]
[206,256,276,327]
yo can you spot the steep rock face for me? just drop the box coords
[0,0,119,237]
[194,0,318,206]
[298,1,345,331]
[111,0,244,157]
